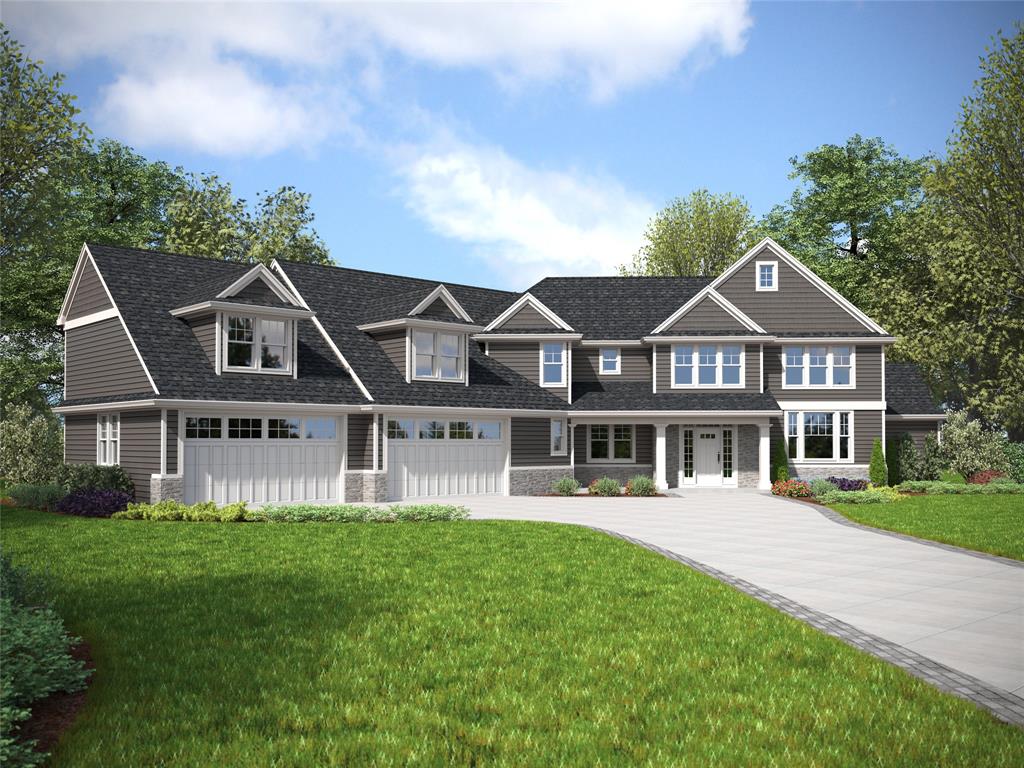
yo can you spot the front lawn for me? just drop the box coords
[830,494,1024,561]
[2,509,1021,766]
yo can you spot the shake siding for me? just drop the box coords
[488,341,569,401]
[572,424,653,465]
[495,304,558,329]
[573,347,651,382]
[666,297,747,332]
[510,418,570,467]
[64,414,96,464]
[189,314,217,368]
[374,329,407,375]
[716,256,871,333]
[887,419,941,450]
[765,345,883,400]
[119,410,162,502]
[654,344,761,394]
[417,298,459,320]
[347,414,374,470]
[66,259,113,320]
[65,317,153,400]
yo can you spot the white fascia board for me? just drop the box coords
[358,318,484,333]
[779,400,886,411]
[57,243,93,325]
[408,284,473,323]
[643,335,768,344]
[170,301,314,320]
[775,336,896,344]
[62,307,120,330]
[54,399,369,415]
[569,411,780,421]
[216,264,299,305]
[472,333,582,342]
[651,286,765,335]
[369,404,569,418]
[710,237,888,335]
[886,413,948,420]
[579,339,646,347]
[483,292,574,332]
[269,260,312,310]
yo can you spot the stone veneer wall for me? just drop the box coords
[665,426,679,488]
[149,474,184,502]
[789,464,870,482]
[344,471,388,502]
[574,464,653,487]
[736,425,760,488]
[509,467,570,495]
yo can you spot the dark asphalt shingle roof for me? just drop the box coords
[886,362,942,415]
[570,381,780,412]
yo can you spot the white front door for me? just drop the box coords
[695,429,722,486]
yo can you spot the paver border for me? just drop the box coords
[590,526,1024,728]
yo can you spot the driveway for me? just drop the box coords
[450,490,1023,707]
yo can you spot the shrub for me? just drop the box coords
[819,487,901,504]
[895,480,1024,495]
[940,409,1010,478]
[868,439,888,486]
[920,433,945,481]
[1003,442,1024,483]
[771,439,789,482]
[771,479,812,498]
[114,502,469,523]
[624,475,657,497]
[588,477,621,496]
[809,478,837,497]
[54,489,132,518]
[551,477,580,496]
[887,433,923,485]
[968,470,1006,485]
[0,404,64,487]
[6,484,64,511]
[938,469,966,484]
[57,464,134,495]
[826,477,868,492]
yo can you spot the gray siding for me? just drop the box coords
[770,410,883,466]
[233,279,288,305]
[374,329,407,375]
[347,414,374,470]
[66,259,113,320]
[655,343,761,394]
[120,410,162,503]
[167,409,179,474]
[666,296,748,332]
[495,303,558,329]
[887,419,941,450]
[765,345,882,401]
[417,297,459,320]
[65,317,154,400]
[573,346,651,382]
[717,253,873,333]
[488,341,569,401]
[64,414,95,464]
[572,423,653,465]
[510,418,570,467]
[189,314,217,368]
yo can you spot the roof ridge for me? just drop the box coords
[276,258,520,296]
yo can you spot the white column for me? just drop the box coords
[758,423,771,490]
[654,422,668,490]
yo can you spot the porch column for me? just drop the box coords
[654,422,668,490]
[758,423,771,490]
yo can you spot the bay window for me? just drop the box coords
[672,344,744,388]
[589,424,634,462]
[97,414,119,465]
[785,410,854,463]
[541,342,566,387]
[224,314,293,374]
[782,346,855,388]
[413,330,465,382]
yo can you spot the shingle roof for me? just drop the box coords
[886,362,942,415]
[570,381,780,412]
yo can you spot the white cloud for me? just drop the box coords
[395,141,653,284]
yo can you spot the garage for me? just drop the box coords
[183,415,341,505]
[386,417,506,500]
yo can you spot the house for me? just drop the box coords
[53,238,944,504]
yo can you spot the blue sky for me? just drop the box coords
[7,1,1021,288]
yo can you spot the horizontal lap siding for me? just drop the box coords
[65,317,153,400]
[167,410,178,474]
[511,418,569,467]
[189,314,217,368]
[488,342,569,401]
[495,304,557,329]
[887,419,940,450]
[120,410,162,503]
[374,330,407,375]
[66,259,113,320]
[348,414,374,470]
[667,297,747,332]
[573,347,651,382]
[655,344,761,394]
[64,414,96,464]
[572,423,653,465]
[765,345,882,400]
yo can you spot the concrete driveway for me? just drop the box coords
[448,490,1023,714]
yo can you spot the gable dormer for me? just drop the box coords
[484,293,573,332]
[652,288,764,335]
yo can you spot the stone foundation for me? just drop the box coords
[149,474,184,503]
[509,467,572,495]
[789,464,870,482]
[344,471,388,502]
[665,426,679,488]
[737,425,760,488]
[574,464,653,487]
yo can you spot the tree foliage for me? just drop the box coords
[0,403,64,486]
[939,409,1010,478]
[621,189,757,276]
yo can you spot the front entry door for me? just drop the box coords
[695,429,722,486]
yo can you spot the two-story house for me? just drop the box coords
[54,238,944,504]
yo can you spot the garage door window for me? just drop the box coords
[304,418,336,440]
[387,419,501,440]
[476,421,500,439]
[419,420,445,439]
[185,417,221,439]
[449,421,473,439]
[387,419,414,439]
[268,418,300,439]
[228,418,262,439]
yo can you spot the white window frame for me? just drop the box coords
[411,329,466,383]
[671,343,745,389]
[96,413,120,465]
[222,314,294,375]
[781,346,857,389]
[550,418,567,456]
[587,423,635,463]
[784,410,855,464]
[755,260,778,292]
[599,347,621,375]
[539,342,567,388]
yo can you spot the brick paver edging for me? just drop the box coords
[590,526,1024,728]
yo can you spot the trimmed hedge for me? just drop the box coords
[56,464,134,495]
[895,480,1024,495]
[818,486,902,505]
[113,501,470,523]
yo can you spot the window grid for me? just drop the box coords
[683,429,694,478]
[542,343,565,386]
[185,417,221,439]
[97,414,120,465]
[613,425,633,460]
[839,412,851,460]
[599,347,620,374]
[673,344,743,388]
[419,420,445,440]
[786,410,854,463]
[783,346,855,388]
[590,424,609,460]
[228,418,262,439]
[225,315,292,373]
[387,419,414,439]
[448,421,473,439]
[759,264,774,288]
[550,419,566,455]
[267,418,300,439]
[722,428,733,479]
[787,412,799,459]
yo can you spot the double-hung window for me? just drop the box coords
[97,414,119,465]
[413,330,464,382]
[550,419,567,456]
[224,315,292,373]
[783,346,855,388]
[599,347,620,375]
[541,342,566,387]
[785,410,854,463]
[589,424,634,462]
[672,344,744,388]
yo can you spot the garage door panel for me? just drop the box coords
[386,432,505,501]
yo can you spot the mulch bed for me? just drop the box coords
[19,640,94,757]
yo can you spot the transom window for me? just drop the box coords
[184,416,335,440]
[541,342,567,387]
[589,424,634,462]
[413,330,465,382]
[786,410,854,463]
[387,419,501,440]
[783,346,855,388]
[550,419,567,456]
[672,344,743,388]
[756,260,778,291]
[599,347,620,375]
[448,421,473,439]
[224,315,293,373]
[228,418,262,439]
[96,414,119,465]
[185,417,221,439]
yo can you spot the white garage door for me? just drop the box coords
[183,415,340,505]
[386,417,506,500]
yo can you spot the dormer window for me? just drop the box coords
[223,314,293,374]
[413,329,465,382]
[600,347,620,375]
[756,260,777,291]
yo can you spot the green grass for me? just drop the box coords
[831,494,1024,561]
[2,509,1021,766]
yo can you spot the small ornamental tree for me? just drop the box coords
[0,403,63,486]
[940,409,1010,478]
[869,438,888,486]
[921,433,945,481]
[888,432,923,485]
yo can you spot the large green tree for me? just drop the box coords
[621,189,757,276]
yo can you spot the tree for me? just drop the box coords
[868,438,888,487]
[621,189,757,276]
[0,403,64,485]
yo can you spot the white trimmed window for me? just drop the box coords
[785,410,855,463]
[672,344,744,388]
[413,330,465,382]
[589,424,634,462]
[540,342,567,387]
[97,414,119,465]
[387,419,501,440]
[782,346,856,388]
[756,260,777,291]
[599,347,620,375]
[224,315,293,374]
[550,419,567,456]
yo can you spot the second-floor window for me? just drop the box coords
[783,346,854,388]
[756,260,777,291]
[672,344,743,388]
[413,330,464,382]
[541,342,566,387]
[225,315,292,373]
[599,347,620,375]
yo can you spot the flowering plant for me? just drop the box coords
[771,479,812,498]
